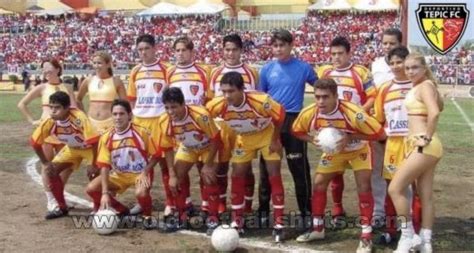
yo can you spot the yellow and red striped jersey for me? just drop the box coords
[373,79,412,136]
[127,60,169,118]
[292,100,383,152]
[166,63,211,106]
[209,63,258,98]
[31,109,99,149]
[206,91,285,135]
[96,124,159,173]
[316,63,376,106]
[156,105,219,151]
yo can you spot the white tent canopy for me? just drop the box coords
[183,0,227,15]
[137,2,186,16]
[308,0,352,10]
[353,0,398,11]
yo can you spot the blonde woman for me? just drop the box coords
[76,51,126,134]
[17,59,77,212]
[389,53,443,253]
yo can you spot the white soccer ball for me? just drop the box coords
[92,209,119,235]
[316,127,345,154]
[211,224,239,252]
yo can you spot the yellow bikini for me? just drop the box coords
[88,76,117,103]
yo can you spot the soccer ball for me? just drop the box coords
[316,127,345,154]
[92,209,119,235]
[211,224,239,252]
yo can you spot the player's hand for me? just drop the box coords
[169,175,178,196]
[312,136,321,149]
[100,193,111,210]
[413,137,429,147]
[335,133,349,152]
[269,138,282,154]
[31,119,41,127]
[136,172,151,189]
[87,166,100,181]
[201,165,217,185]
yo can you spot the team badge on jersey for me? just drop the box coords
[190,85,199,96]
[153,82,163,93]
[193,133,204,141]
[416,3,469,55]
[343,91,353,101]
[74,118,82,127]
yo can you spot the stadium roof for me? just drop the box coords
[353,0,398,11]
[136,2,186,16]
[308,0,352,10]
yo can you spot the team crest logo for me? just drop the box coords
[153,82,163,93]
[250,119,259,128]
[359,153,367,161]
[74,119,82,127]
[128,151,136,162]
[356,112,365,121]
[193,133,204,141]
[343,91,353,101]
[190,85,199,96]
[416,4,469,55]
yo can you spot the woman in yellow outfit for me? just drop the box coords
[389,53,443,253]
[17,59,77,211]
[76,51,126,134]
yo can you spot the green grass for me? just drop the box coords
[0,94,42,123]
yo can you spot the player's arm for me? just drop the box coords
[344,104,385,142]
[127,69,138,109]
[264,97,285,153]
[137,134,160,189]
[30,120,52,165]
[17,84,44,125]
[306,63,317,86]
[100,166,112,209]
[95,135,113,208]
[361,71,376,112]
[76,77,90,111]
[199,114,220,184]
[372,85,387,123]
[291,106,317,145]
[257,66,268,92]
[114,76,127,100]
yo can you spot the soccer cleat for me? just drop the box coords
[419,241,433,253]
[44,208,69,220]
[142,216,156,230]
[230,221,245,236]
[206,221,219,236]
[163,205,175,216]
[159,215,181,233]
[272,224,285,243]
[129,203,143,215]
[331,212,347,229]
[356,238,373,253]
[375,232,396,245]
[394,234,422,253]
[296,229,325,242]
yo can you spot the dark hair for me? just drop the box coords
[111,99,132,113]
[314,78,338,95]
[383,28,403,43]
[136,34,155,46]
[330,36,351,52]
[220,72,244,90]
[173,36,194,50]
[41,59,62,77]
[387,46,410,61]
[223,33,243,49]
[271,29,293,44]
[49,91,70,108]
[162,87,185,105]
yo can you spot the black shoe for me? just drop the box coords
[45,208,68,220]
[331,212,347,230]
[142,216,157,230]
[206,221,219,236]
[273,226,285,243]
[257,211,270,229]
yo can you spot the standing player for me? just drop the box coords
[209,33,258,214]
[76,51,127,134]
[156,87,220,235]
[86,99,159,226]
[316,36,376,222]
[389,53,443,253]
[18,59,77,213]
[292,78,384,253]
[207,72,286,242]
[373,46,411,244]
[127,34,173,216]
[30,91,99,219]
[370,28,403,225]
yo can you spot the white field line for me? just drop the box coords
[452,100,474,132]
[25,157,330,253]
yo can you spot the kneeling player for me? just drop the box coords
[157,87,220,235]
[85,99,159,228]
[292,78,384,253]
[206,72,286,242]
[30,91,99,219]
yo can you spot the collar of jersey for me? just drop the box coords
[115,123,132,135]
[225,62,243,69]
[393,79,411,85]
[176,62,194,69]
[335,63,353,72]
[142,59,160,67]
[323,100,340,116]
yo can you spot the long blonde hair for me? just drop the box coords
[406,52,438,87]
[93,51,113,76]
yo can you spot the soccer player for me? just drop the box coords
[292,78,384,253]
[157,87,220,235]
[389,53,444,253]
[207,72,286,242]
[127,34,173,216]
[259,29,316,226]
[209,33,258,214]
[76,51,127,134]
[18,59,77,212]
[30,91,99,219]
[316,36,376,222]
[373,46,411,244]
[85,99,159,227]
[370,28,403,225]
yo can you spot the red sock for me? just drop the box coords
[385,194,397,236]
[109,196,128,214]
[412,195,422,234]
[137,193,152,216]
[217,173,228,213]
[182,174,191,208]
[200,177,209,212]
[205,184,220,223]
[312,190,327,232]
[231,176,246,228]
[86,190,101,212]
[48,176,67,210]
[161,165,174,207]
[269,175,284,226]
[358,192,374,229]
[244,173,255,213]
[176,180,189,222]
[330,174,344,216]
